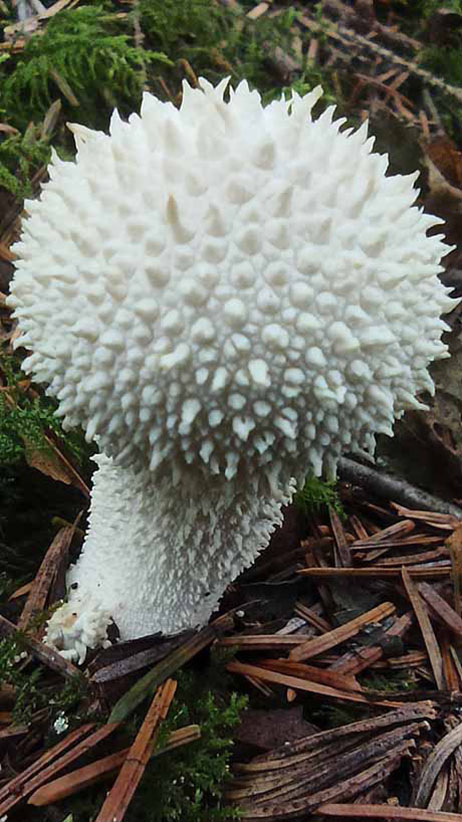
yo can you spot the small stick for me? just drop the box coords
[364,549,448,567]
[256,658,362,693]
[387,651,428,669]
[353,537,443,552]
[294,601,332,633]
[218,635,311,651]
[439,634,459,692]
[329,508,351,567]
[446,525,462,616]
[0,723,118,815]
[351,519,416,547]
[338,458,462,519]
[109,611,233,722]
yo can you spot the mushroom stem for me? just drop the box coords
[45,454,296,662]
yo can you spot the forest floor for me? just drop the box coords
[1,1,462,821]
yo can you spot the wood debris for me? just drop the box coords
[227,704,436,819]
[0,409,461,818]
[414,722,462,808]
[318,805,462,821]
[108,610,234,722]
[228,659,402,708]
[222,483,462,819]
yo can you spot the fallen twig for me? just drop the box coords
[418,583,462,638]
[338,458,462,519]
[330,612,413,676]
[255,658,362,693]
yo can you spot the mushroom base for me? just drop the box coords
[45,454,295,663]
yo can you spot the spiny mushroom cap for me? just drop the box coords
[9,78,454,483]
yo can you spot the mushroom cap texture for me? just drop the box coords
[8,79,454,484]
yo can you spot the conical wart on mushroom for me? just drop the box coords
[8,78,455,663]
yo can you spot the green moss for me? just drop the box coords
[137,0,299,96]
[0,634,85,726]
[420,45,462,87]
[0,123,52,197]
[63,673,247,822]
[1,5,171,131]
[294,475,344,518]
[360,669,417,694]
[406,0,462,15]
[138,688,245,821]
[138,0,232,68]
[0,1,337,198]
[378,0,462,18]
[0,347,90,467]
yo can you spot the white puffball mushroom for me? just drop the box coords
[8,78,455,662]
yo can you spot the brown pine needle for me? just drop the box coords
[219,635,310,651]
[446,524,462,616]
[95,679,177,822]
[0,722,106,814]
[418,583,462,637]
[401,568,444,691]
[255,658,362,693]
[289,602,396,663]
[298,566,451,579]
[28,724,200,806]
[319,804,462,821]
[0,724,119,815]
[329,507,351,567]
[18,521,79,630]
[414,722,462,808]
[227,660,403,708]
